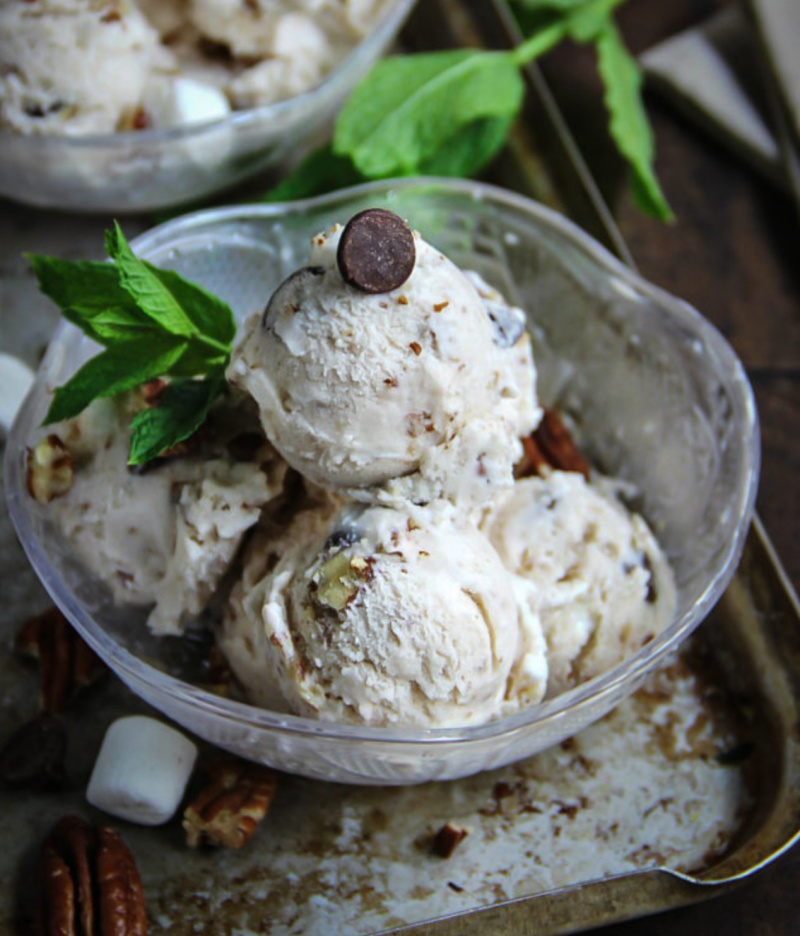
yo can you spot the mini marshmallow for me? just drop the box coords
[145,76,230,129]
[144,76,233,167]
[87,715,198,826]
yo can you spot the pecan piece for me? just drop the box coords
[432,821,469,858]
[35,816,147,936]
[16,607,106,712]
[27,434,74,504]
[183,759,277,849]
[516,409,591,480]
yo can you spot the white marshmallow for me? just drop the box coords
[146,76,231,128]
[144,75,233,168]
[87,715,198,826]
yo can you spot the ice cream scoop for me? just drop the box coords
[47,389,286,635]
[0,0,160,135]
[483,471,677,696]
[220,500,548,726]
[227,211,539,503]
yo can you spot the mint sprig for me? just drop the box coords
[263,0,672,221]
[28,224,236,465]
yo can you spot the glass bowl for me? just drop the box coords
[5,179,760,784]
[0,0,416,214]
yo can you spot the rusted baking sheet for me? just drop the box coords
[1,493,798,935]
[2,2,799,934]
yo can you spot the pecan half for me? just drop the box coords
[516,409,591,480]
[16,608,106,712]
[183,759,277,849]
[35,816,147,936]
[27,434,74,504]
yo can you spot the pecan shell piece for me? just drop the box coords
[34,816,147,936]
[184,759,278,849]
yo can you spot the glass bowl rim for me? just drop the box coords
[4,176,761,747]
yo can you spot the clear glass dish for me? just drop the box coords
[4,179,760,784]
[0,0,416,214]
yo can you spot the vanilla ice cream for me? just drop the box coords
[483,471,677,696]
[47,389,287,635]
[0,0,161,135]
[227,221,539,504]
[0,0,393,136]
[220,500,548,726]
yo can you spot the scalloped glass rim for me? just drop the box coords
[0,0,417,148]
[4,177,760,751]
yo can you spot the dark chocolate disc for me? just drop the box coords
[336,209,416,294]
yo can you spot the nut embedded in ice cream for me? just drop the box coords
[482,470,677,697]
[227,211,540,501]
[220,501,548,726]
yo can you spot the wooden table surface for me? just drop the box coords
[536,0,800,933]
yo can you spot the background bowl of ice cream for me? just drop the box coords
[5,179,760,784]
[0,0,416,214]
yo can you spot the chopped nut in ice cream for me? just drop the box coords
[26,434,74,505]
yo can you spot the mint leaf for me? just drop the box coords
[142,264,236,348]
[128,374,223,465]
[515,0,595,9]
[104,222,234,363]
[105,223,212,344]
[26,254,149,346]
[43,334,188,426]
[30,225,237,462]
[595,21,673,220]
[562,0,627,41]
[419,114,515,177]
[334,50,524,177]
[263,145,364,202]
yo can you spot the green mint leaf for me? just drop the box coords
[418,114,515,177]
[104,223,201,340]
[143,263,236,348]
[516,0,592,9]
[511,0,626,61]
[43,334,188,426]
[595,21,673,220]
[334,50,524,177]
[563,0,627,42]
[105,222,234,360]
[26,254,151,346]
[128,373,224,465]
[262,145,365,202]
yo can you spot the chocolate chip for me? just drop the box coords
[262,266,325,330]
[324,527,362,551]
[485,299,526,348]
[0,713,67,790]
[336,209,416,294]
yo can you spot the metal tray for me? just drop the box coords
[1,0,799,932]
